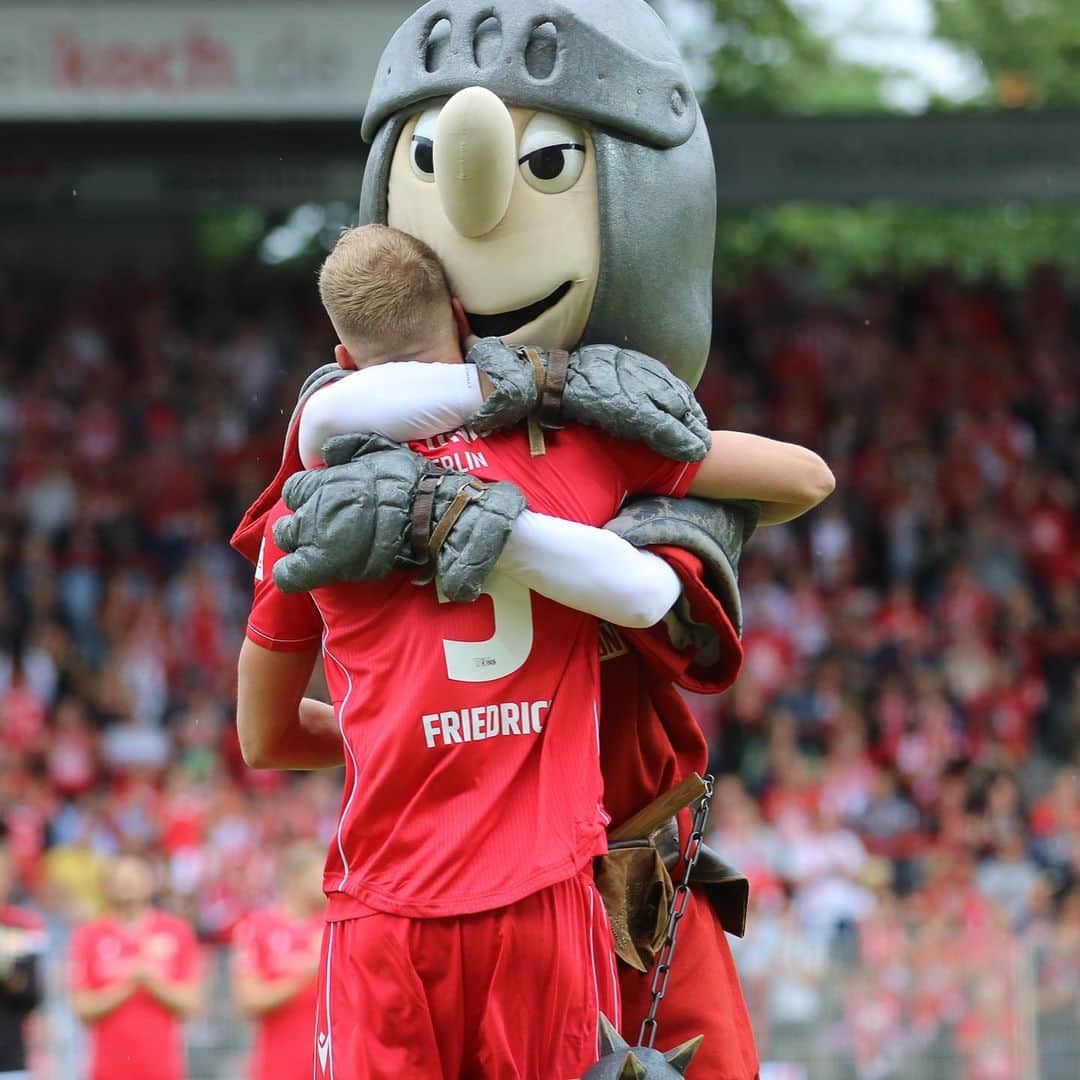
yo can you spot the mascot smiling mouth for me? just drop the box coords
[466,281,573,339]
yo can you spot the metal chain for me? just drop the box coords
[637,774,715,1050]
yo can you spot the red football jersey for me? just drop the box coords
[233,907,323,1080]
[69,910,201,1080]
[247,424,698,918]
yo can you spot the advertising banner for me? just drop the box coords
[0,1,415,119]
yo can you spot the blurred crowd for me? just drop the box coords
[0,258,1076,1076]
[0,266,343,942]
[700,262,1079,1077]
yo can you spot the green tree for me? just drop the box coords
[714,203,1080,288]
[698,0,1080,113]
[931,0,1080,107]
[688,0,1080,283]
[699,0,886,112]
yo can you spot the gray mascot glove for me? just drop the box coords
[605,495,759,643]
[466,338,711,463]
[272,433,526,603]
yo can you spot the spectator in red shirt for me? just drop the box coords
[0,670,46,757]
[232,841,325,1080]
[69,854,203,1080]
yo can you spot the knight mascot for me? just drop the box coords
[234,2,760,1076]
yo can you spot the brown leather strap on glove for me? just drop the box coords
[537,348,569,429]
[409,473,442,566]
[519,346,570,457]
[409,471,493,585]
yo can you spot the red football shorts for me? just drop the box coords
[313,868,620,1079]
[618,887,759,1080]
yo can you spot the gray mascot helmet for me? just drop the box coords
[358,0,717,389]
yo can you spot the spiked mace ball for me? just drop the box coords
[581,1015,703,1079]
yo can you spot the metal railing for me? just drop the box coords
[737,923,1079,1080]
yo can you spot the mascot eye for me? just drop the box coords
[409,107,441,183]
[518,113,587,194]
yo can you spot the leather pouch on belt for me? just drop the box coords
[654,817,750,938]
[594,840,675,973]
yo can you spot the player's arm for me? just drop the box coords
[70,982,137,1023]
[495,511,681,629]
[135,968,202,1019]
[69,927,135,1023]
[231,917,320,1017]
[135,923,204,1019]
[300,698,338,740]
[686,431,834,525]
[287,437,684,629]
[234,970,316,1016]
[241,508,345,771]
[299,361,486,467]
[299,334,718,471]
[232,943,319,1016]
[237,641,345,770]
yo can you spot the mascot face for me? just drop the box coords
[387,90,600,351]
[359,0,716,386]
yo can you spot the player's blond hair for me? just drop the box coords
[318,224,451,351]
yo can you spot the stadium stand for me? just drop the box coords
[0,259,1075,1076]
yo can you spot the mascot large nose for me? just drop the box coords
[434,87,517,238]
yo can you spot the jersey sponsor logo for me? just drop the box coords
[421,699,549,748]
[598,621,629,662]
[317,1030,330,1073]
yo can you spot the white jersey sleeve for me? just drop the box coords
[495,510,681,629]
[299,362,483,468]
